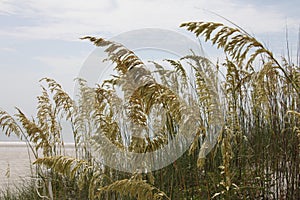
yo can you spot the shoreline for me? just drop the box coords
[0,141,75,189]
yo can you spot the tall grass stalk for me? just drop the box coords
[0,21,299,199]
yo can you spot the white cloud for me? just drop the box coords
[0,0,17,15]
[32,54,86,88]
[1,0,299,140]
[33,55,83,70]
[0,0,299,41]
[0,47,16,52]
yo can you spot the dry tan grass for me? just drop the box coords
[1,21,299,199]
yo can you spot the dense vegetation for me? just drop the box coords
[0,21,299,199]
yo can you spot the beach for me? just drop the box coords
[0,142,75,190]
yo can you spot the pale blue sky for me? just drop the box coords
[0,0,299,140]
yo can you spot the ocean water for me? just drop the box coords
[0,142,75,189]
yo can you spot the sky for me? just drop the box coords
[0,0,299,141]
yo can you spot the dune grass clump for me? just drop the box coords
[1,21,299,199]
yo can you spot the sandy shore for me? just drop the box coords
[0,142,75,190]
